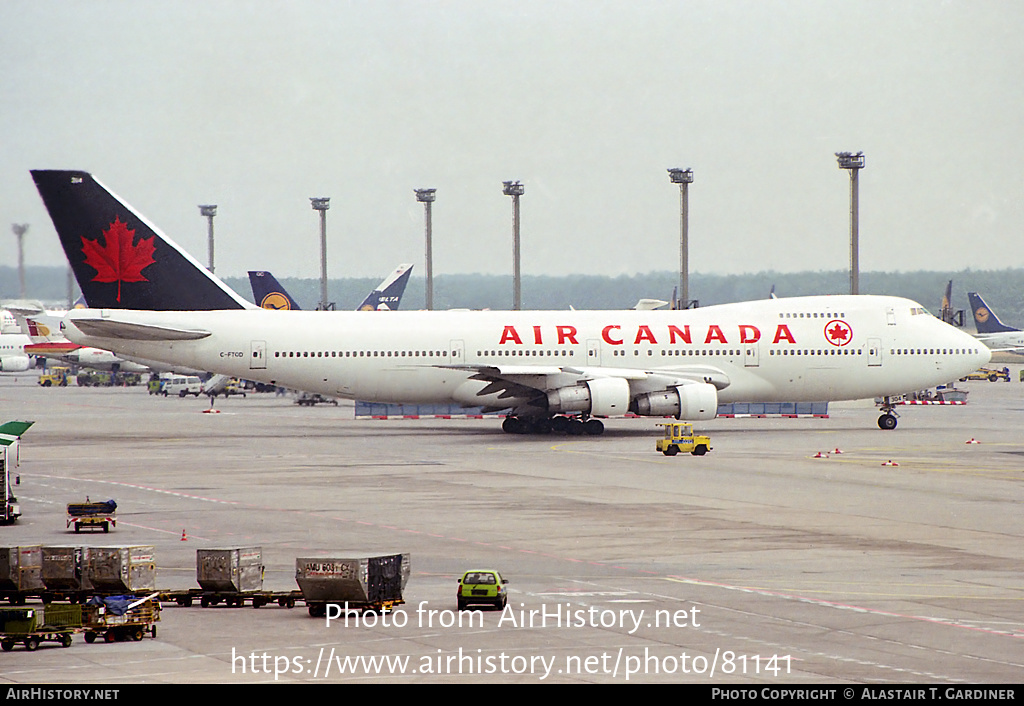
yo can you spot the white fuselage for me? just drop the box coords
[976,331,1024,353]
[0,332,33,372]
[60,295,990,412]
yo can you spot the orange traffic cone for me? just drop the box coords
[881,460,899,467]
[965,438,980,444]
[181,529,188,541]
[813,451,828,458]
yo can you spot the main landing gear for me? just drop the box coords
[502,415,605,436]
[877,396,899,430]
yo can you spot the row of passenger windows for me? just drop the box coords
[269,346,981,361]
[274,350,452,358]
[476,350,574,357]
[891,348,979,355]
[779,312,845,319]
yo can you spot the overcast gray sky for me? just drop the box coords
[2,1,1022,280]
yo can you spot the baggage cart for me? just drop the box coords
[66,500,117,533]
[0,604,81,651]
[82,593,160,643]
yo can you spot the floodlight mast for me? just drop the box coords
[415,188,437,310]
[198,205,217,274]
[11,223,29,298]
[836,151,865,295]
[667,168,694,309]
[503,181,525,310]
[310,197,333,310]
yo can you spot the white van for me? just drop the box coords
[161,375,204,397]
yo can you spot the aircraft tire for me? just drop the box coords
[878,414,897,430]
[583,419,604,436]
[502,417,523,434]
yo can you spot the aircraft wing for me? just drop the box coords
[442,363,730,413]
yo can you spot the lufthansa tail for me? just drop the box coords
[967,292,1019,334]
[31,170,254,311]
[248,271,303,310]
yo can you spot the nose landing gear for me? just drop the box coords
[877,396,899,430]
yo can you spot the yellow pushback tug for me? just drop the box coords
[655,422,712,457]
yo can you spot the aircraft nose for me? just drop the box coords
[958,326,991,366]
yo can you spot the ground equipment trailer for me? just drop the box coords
[67,500,117,533]
[0,604,81,651]
[82,593,160,643]
[160,587,304,608]
[159,546,301,608]
[296,553,409,617]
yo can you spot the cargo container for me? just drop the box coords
[0,546,43,602]
[296,553,409,617]
[87,546,156,593]
[197,547,263,593]
[40,546,92,598]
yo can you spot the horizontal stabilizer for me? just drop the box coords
[71,318,211,341]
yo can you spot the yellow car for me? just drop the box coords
[655,422,712,456]
[457,570,508,610]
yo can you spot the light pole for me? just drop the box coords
[310,197,332,310]
[11,224,28,299]
[415,188,436,310]
[667,168,694,309]
[198,205,217,273]
[502,181,524,310]
[836,152,865,295]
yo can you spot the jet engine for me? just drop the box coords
[546,377,631,417]
[0,355,32,373]
[629,382,718,420]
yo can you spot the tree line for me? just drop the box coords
[3,265,1023,329]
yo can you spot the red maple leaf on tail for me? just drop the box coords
[80,216,156,302]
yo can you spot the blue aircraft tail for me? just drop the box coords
[31,170,253,311]
[248,271,303,310]
[967,292,1019,334]
[356,264,413,311]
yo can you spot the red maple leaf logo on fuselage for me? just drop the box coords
[81,217,156,302]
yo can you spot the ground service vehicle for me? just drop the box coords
[0,421,32,524]
[38,366,70,387]
[960,366,1011,382]
[161,375,203,397]
[66,500,117,532]
[458,570,508,610]
[655,422,712,456]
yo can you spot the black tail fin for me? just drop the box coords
[248,271,302,310]
[31,170,252,310]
